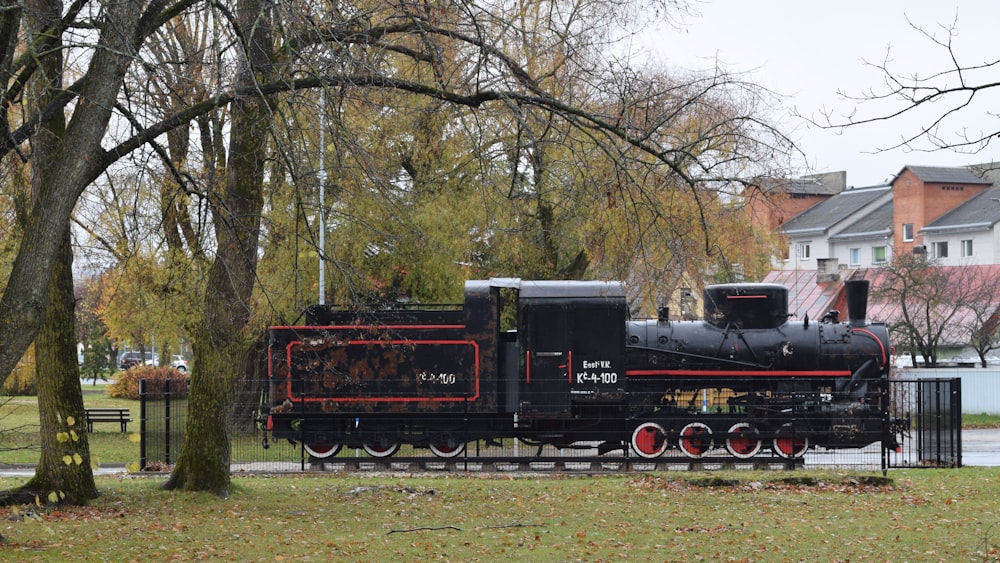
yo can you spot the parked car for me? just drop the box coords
[118,351,158,370]
[171,356,189,373]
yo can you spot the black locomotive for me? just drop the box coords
[266,278,898,461]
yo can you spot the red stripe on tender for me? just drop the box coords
[627,369,852,377]
[284,339,480,403]
[271,324,465,330]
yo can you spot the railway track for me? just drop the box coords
[300,455,807,473]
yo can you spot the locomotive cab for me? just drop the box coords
[514,281,628,417]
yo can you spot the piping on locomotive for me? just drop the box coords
[265,278,903,460]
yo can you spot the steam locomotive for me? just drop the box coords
[266,278,898,461]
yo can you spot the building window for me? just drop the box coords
[873,246,887,264]
[902,223,914,242]
[849,248,860,266]
[798,243,811,260]
[961,239,973,257]
[932,241,949,258]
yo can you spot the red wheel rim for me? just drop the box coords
[363,442,400,458]
[304,443,340,459]
[725,423,761,459]
[773,426,809,458]
[631,422,667,458]
[678,422,713,458]
[429,442,465,458]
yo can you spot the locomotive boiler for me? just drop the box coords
[266,278,897,461]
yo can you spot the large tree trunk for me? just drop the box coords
[0,0,143,389]
[163,0,272,497]
[0,0,97,506]
[22,231,98,503]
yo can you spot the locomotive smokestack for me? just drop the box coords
[845,279,870,327]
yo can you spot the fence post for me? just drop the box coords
[164,378,172,465]
[952,377,962,467]
[139,379,147,470]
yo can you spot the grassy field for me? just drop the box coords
[0,388,139,465]
[0,468,998,560]
[2,387,1000,559]
[965,412,1000,429]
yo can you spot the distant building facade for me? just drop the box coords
[761,163,1000,356]
[777,165,1000,271]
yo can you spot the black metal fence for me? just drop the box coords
[138,378,188,470]
[885,377,962,468]
[138,377,964,473]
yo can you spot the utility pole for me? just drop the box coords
[318,88,326,305]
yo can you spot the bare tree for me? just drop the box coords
[815,13,1000,159]
[953,268,1000,367]
[874,256,1000,368]
[812,14,1000,367]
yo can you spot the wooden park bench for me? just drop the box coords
[84,408,132,433]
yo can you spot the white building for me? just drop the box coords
[778,184,893,271]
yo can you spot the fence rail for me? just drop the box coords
[139,378,961,473]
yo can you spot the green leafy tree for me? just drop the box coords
[163,0,274,496]
[76,274,115,382]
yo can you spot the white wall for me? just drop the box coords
[895,368,1000,414]
[920,230,994,266]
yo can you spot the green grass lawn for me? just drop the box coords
[964,412,1000,428]
[0,469,998,560]
[1,388,140,466]
[3,387,1000,559]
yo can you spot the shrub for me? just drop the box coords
[108,366,189,400]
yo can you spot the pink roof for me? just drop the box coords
[762,270,844,321]
[865,264,1000,344]
[765,265,1000,345]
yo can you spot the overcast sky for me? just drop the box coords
[639,1,1000,187]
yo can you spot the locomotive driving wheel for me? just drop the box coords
[304,443,342,459]
[725,423,761,459]
[630,422,668,458]
[678,422,714,458]
[773,424,809,458]
[363,441,400,458]
[429,441,466,458]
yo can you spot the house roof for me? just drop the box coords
[896,165,992,185]
[864,264,1000,345]
[920,183,1000,235]
[766,265,1000,347]
[779,185,891,236]
[967,162,1000,184]
[761,269,844,320]
[755,171,846,196]
[828,200,894,242]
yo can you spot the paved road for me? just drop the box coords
[960,428,1000,467]
[0,465,126,478]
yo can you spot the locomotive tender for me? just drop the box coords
[266,278,897,461]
